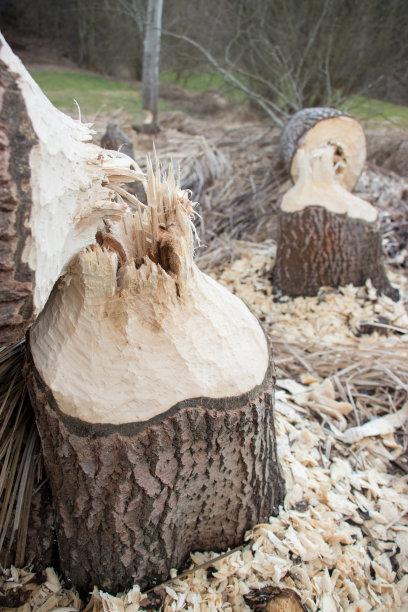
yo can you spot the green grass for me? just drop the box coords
[30,71,145,119]
[160,70,246,103]
[344,96,408,129]
[30,69,408,129]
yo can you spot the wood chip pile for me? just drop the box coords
[1,111,407,610]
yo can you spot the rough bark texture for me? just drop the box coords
[25,347,284,595]
[0,58,37,345]
[271,206,399,301]
[25,479,58,571]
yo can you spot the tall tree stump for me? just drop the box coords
[0,36,284,594]
[273,110,398,300]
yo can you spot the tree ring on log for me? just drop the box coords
[281,107,366,192]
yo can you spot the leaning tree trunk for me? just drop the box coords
[273,109,398,301]
[0,35,285,594]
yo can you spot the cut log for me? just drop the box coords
[280,107,366,191]
[25,165,284,593]
[272,145,398,300]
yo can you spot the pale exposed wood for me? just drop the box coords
[282,146,377,222]
[281,108,366,192]
[290,116,366,191]
[30,169,269,424]
[0,34,141,337]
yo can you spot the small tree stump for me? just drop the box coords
[273,114,398,300]
[101,122,135,159]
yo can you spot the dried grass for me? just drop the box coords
[0,340,43,569]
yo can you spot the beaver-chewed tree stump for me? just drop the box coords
[273,109,398,301]
[0,35,284,594]
[25,172,284,594]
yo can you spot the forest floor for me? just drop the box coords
[1,46,408,610]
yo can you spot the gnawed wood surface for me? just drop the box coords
[281,146,377,222]
[0,35,139,345]
[280,107,366,191]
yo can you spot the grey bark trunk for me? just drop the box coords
[141,0,163,132]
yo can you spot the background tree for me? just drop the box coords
[0,0,407,118]
[141,0,163,131]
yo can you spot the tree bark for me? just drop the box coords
[25,345,284,594]
[141,0,163,132]
[0,58,38,344]
[271,206,398,301]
